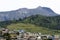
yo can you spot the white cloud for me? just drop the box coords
[0,0,60,14]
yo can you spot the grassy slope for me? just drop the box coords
[7,23,60,35]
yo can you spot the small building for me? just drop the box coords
[9,31,17,40]
[0,37,6,40]
[47,35,52,40]
[41,35,48,40]
[54,35,60,40]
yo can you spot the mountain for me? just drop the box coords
[0,6,60,31]
[29,6,58,16]
[0,6,58,21]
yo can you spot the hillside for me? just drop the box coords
[7,23,60,34]
[0,14,60,30]
[0,14,60,34]
[22,15,60,30]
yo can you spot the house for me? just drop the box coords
[9,31,17,40]
[54,35,60,40]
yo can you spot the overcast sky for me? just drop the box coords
[0,0,60,14]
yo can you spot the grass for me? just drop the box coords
[7,23,60,35]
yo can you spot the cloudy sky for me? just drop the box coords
[0,0,60,14]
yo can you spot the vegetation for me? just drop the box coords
[0,14,60,34]
[22,15,60,30]
[7,23,60,34]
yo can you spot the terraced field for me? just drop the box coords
[7,23,60,35]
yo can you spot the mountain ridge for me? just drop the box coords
[0,6,59,21]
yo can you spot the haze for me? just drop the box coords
[0,0,60,14]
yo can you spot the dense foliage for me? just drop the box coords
[22,15,60,30]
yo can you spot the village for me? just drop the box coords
[0,28,60,40]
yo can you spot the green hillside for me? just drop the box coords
[0,15,60,30]
[0,14,60,34]
[22,15,60,30]
[7,23,60,35]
